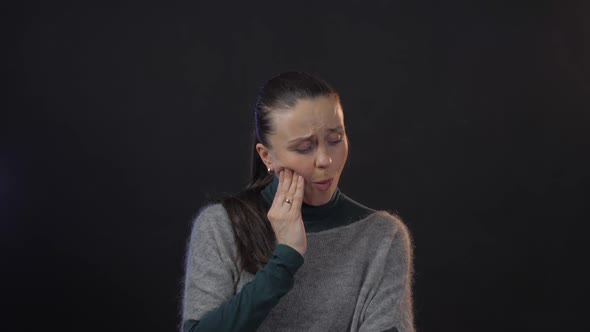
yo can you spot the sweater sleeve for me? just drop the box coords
[358,216,415,332]
[181,204,304,332]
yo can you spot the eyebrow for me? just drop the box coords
[287,126,344,144]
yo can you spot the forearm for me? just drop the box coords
[182,244,303,332]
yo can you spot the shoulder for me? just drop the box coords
[193,203,229,223]
[364,210,413,248]
[190,203,234,242]
[336,192,377,224]
[186,203,240,264]
[370,210,409,232]
[337,192,412,241]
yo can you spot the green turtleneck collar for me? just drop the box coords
[260,175,376,233]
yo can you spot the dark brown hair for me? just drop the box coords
[221,71,339,274]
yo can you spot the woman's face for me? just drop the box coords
[257,95,349,206]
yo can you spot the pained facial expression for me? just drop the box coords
[258,95,349,206]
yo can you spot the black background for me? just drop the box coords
[5,0,589,331]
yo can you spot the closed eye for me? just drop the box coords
[296,146,313,153]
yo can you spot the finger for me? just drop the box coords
[280,169,296,208]
[280,169,294,198]
[292,174,305,208]
[271,170,285,206]
[277,169,285,194]
[287,172,299,201]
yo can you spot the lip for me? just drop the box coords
[312,178,333,191]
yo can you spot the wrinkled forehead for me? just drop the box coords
[270,96,344,139]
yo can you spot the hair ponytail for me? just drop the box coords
[220,134,275,274]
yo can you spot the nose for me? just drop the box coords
[315,146,332,168]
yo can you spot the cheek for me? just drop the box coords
[277,155,314,179]
[291,168,315,194]
[334,143,349,168]
[295,167,315,184]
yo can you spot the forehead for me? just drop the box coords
[270,96,344,141]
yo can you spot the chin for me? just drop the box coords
[305,190,335,206]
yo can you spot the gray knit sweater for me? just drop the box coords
[181,193,415,331]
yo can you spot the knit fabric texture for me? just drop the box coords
[181,201,415,331]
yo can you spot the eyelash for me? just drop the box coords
[296,139,342,153]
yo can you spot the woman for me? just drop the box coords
[181,72,415,332]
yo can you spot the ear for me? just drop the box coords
[255,143,273,170]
